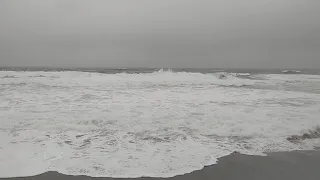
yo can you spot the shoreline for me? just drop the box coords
[2,150,320,180]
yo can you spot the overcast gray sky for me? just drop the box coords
[0,0,319,68]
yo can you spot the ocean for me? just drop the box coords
[0,68,320,178]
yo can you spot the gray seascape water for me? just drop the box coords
[0,68,320,178]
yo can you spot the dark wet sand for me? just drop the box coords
[1,150,320,180]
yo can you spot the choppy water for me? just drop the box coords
[0,69,320,178]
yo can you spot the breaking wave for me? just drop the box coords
[287,127,320,143]
[1,75,17,78]
[282,70,301,74]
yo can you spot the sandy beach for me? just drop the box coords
[1,150,320,180]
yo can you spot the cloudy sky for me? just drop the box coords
[0,0,319,68]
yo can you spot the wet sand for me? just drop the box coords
[1,150,320,180]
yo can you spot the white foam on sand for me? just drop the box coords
[1,70,320,178]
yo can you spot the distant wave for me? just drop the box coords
[282,70,301,74]
[214,72,256,80]
[1,75,16,78]
[0,82,27,87]
[236,73,251,76]
[218,84,252,88]
[2,67,319,75]
[155,68,174,73]
[28,75,46,78]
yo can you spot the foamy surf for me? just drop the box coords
[0,70,320,178]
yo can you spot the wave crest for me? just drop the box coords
[287,127,320,143]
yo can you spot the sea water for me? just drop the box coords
[0,69,320,177]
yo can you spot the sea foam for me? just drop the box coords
[0,70,320,178]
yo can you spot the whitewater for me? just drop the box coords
[0,69,320,178]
